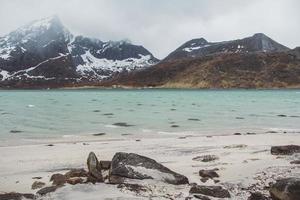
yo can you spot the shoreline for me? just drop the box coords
[1,86,300,91]
[0,128,292,148]
[0,132,299,199]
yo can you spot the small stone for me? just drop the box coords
[199,169,219,179]
[87,152,103,182]
[85,175,98,184]
[31,181,45,190]
[67,177,83,185]
[50,173,66,186]
[0,192,35,200]
[247,192,269,200]
[290,160,300,164]
[65,168,88,178]
[200,177,209,183]
[32,177,42,180]
[117,183,148,194]
[190,185,231,198]
[194,194,211,200]
[224,144,247,149]
[271,145,300,155]
[108,175,125,184]
[192,155,219,162]
[36,186,59,196]
[100,160,111,170]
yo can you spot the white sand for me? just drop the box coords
[0,133,299,199]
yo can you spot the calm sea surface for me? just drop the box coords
[0,89,299,146]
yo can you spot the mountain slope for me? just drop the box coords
[105,49,300,88]
[164,33,290,62]
[0,16,158,87]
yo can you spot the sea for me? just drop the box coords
[0,89,299,146]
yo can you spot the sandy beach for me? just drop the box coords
[0,133,299,199]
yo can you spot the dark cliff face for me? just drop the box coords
[0,16,158,87]
[164,33,290,62]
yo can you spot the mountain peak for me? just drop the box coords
[2,15,73,45]
[164,33,290,61]
[252,33,268,38]
[15,15,64,35]
[185,38,208,46]
[250,33,289,52]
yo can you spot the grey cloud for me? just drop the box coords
[0,0,299,59]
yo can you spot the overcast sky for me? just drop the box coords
[0,0,299,59]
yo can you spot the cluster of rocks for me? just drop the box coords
[0,145,299,200]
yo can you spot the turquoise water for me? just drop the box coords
[0,89,300,145]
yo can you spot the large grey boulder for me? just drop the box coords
[110,152,189,185]
[269,178,300,200]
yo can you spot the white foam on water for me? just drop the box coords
[104,124,118,128]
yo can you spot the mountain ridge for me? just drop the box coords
[0,16,158,84]
[1,16,299,89]
[163,33,290,62]
[104,49,300,89]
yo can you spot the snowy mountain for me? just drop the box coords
[0,16,158,85]
[164,33,290,61]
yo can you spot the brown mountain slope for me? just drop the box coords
[104,50,300,88]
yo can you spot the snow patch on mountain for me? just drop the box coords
[76,51,154,78]
[0,45,16,60]
[183,44,211,52]
[2,54,68,81]
[0,70,9,80]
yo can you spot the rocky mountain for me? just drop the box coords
[105,34,300,89]
[0,16,158,88]
[1,18,299,89]
[164,33,290,62]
